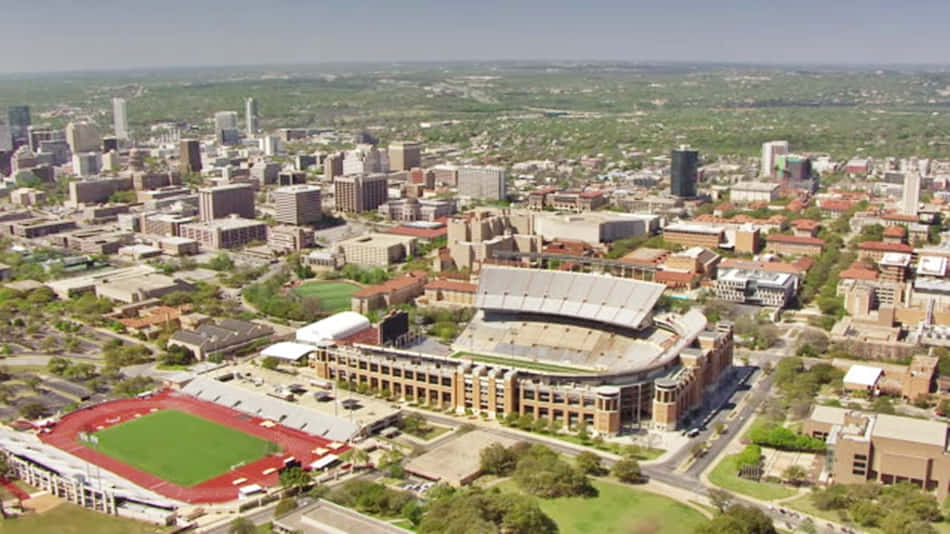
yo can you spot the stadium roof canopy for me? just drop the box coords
[475,266,665,330]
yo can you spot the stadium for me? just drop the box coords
[308,266,735,434]
[0,385,351,523]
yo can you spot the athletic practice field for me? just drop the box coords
[85,409,277,486]
[292,281,360,313]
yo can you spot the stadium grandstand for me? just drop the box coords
[0,426,178,523]
[302,266,735,434]
[181,376,360,441]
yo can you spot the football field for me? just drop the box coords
[85,409,277,486]
[292,281,360,313]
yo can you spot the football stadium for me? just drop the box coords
[307,266,735,434]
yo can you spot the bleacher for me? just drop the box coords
[181,376,358,442]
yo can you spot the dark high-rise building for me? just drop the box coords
[102,136,119,153]
[8,106,31,143]
[671,146,699,198]
[180,139,202,174]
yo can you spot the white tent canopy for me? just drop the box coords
[261,342,316,361]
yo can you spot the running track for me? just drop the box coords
[39,389,347,503]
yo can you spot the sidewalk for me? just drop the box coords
[698,403,850,533]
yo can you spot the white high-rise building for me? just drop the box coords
[761,140,789,178]
[458,165,507,201]
[261,135,280,156]
[245,97,258,136]
[902,172,921,216]
[342,145,389,175]
[113,97,129,140]
[72,152,101,177]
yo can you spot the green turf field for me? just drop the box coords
[292,281,360,313]
[84,410,277,486]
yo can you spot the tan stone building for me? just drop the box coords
[765,234,825,257]
[337,233,417,267]
[663,222,724,249]
[803,406,950,500]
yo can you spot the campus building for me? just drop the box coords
[803,406,950,500]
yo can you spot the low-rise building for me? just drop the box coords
[802,406,950,499]
[179,216,268,250]
[337,233,417,267]
[765,234,825,257]
[729,181,780,203]
[10,187,45,206]
[420,278,477,308]
[857,241,915,262]
[663,222,724,249]
[268,225,315,253]
[351,272,428,314]
[715,267,797,307]
[168,319,273,360]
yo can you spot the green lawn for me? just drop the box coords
[4,502,169,534]
[84,410,277,486]
[451,352,594,374]
[292,281,360,313]
[497,479,707,534]
[708,453,798,501]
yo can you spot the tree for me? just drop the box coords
[279,466,311,494]
[611,456,642,484]
[782,465,807,486]
[162,345,195,366]
[19,402,46,419]
[274,496,298,517]
[708,488,733,513]
[694,504,776,534]
[47,356,70,375]
[881,511,936,534]
[228,517,256,534]
[514,445,593,498]
[261,356,280,370]
[575,421,590,442]
[574,451,605,475]
[342,448,370,467]
[480,442,518,476]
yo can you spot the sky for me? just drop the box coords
[2,0,949,73]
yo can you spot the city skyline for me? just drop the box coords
[2,1,950,73]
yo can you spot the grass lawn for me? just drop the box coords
[547,432,665,460]
[292,281,360,313]
[4,502,168,534]
[405,423,452,441]
[497,479,707,534]
[85,409,277,486]
[452,352,594,374]
[708,453,797,501]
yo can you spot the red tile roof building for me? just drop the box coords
[765,234,826,257]
[351,272,428,314]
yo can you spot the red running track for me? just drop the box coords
[39,389,347,503]
[0,476,31,500]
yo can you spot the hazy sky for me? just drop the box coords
[2,1,948,73]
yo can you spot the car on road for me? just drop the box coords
[686,428,700,438]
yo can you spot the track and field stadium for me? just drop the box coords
[37,389,346,503]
